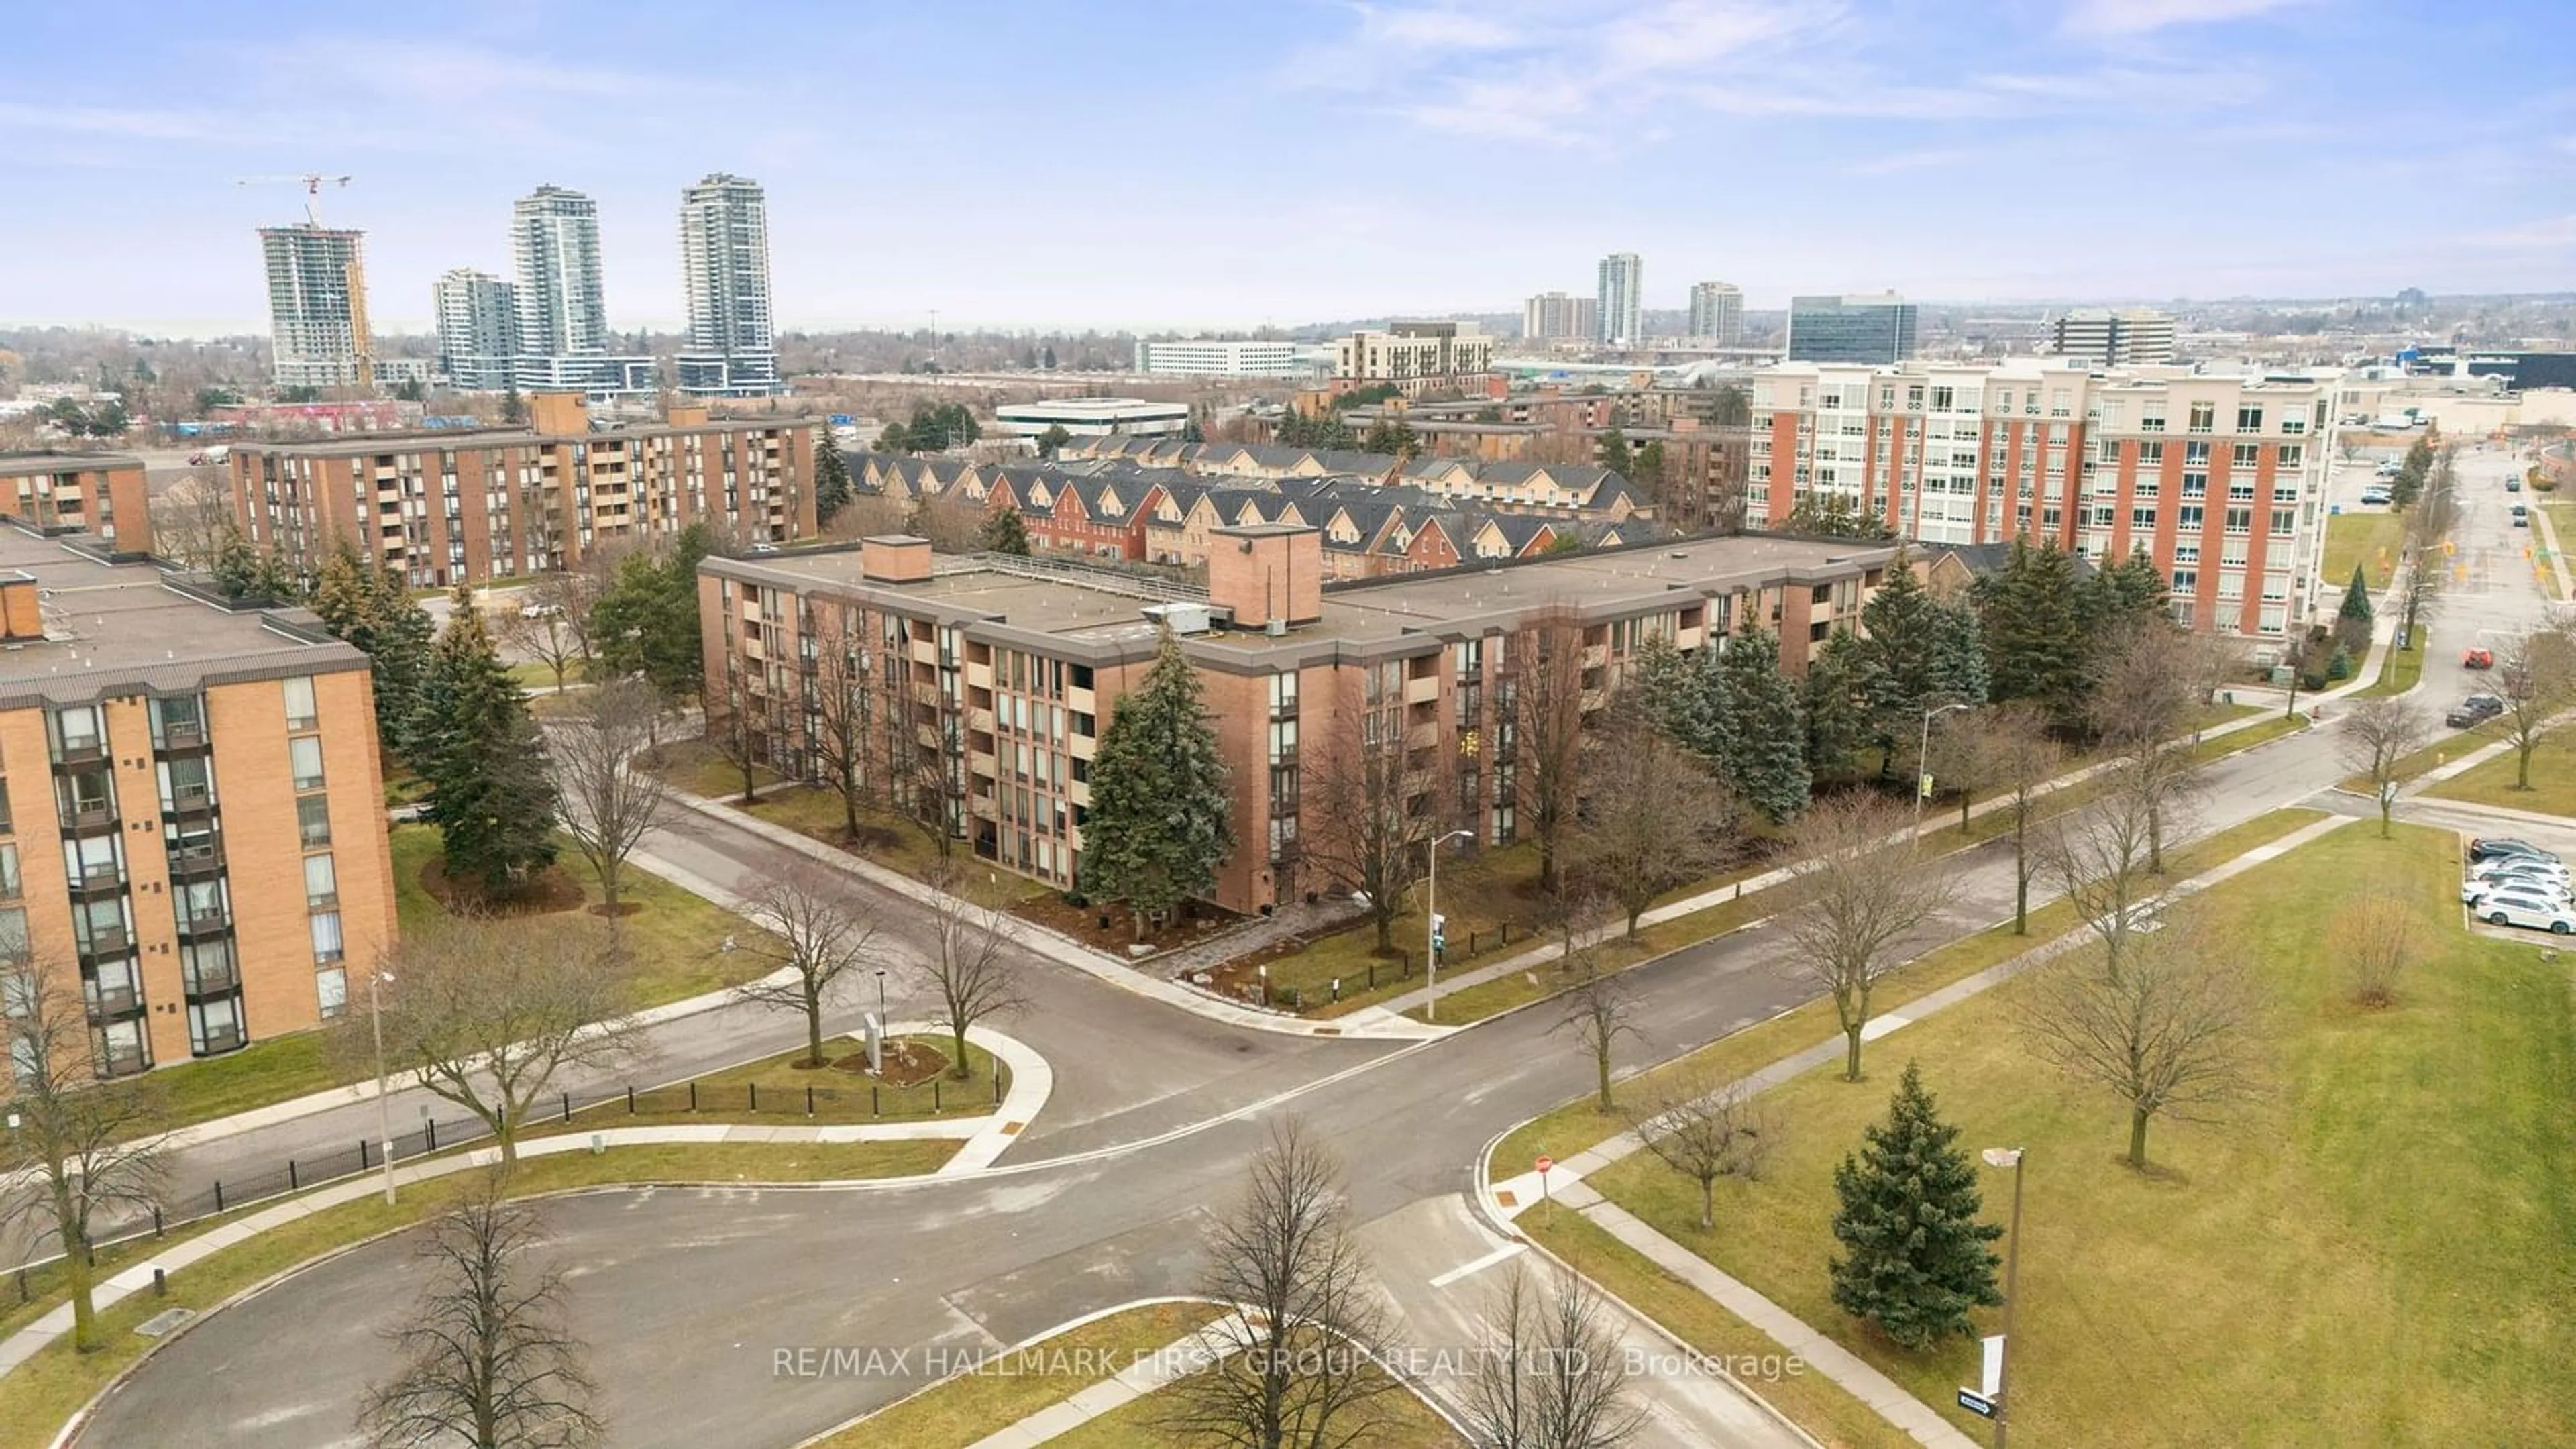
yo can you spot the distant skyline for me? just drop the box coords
[5,0,2572,337]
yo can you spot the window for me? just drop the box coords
[283,676,318,730]
[2187,402,2216,434]
[316,965,348,1019]
[2232,443,2260,469]
[2271,508,2297,537]
[0,843,15,900]
[2224,507,2253,535]
[2237,405,2264,432]
[152,694,205,748]
[304,852,337,908]
[2131,507,2157,530]
[298,794,332,847]
[289,736,325,792]
[310,910,345,963]
[2139,408,2165,433]
[53,706,102,757]
[2278,444,2304,468]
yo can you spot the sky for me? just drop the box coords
[3,0,2572,337]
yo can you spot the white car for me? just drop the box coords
[2475,891,2576,934]
[2470,861,2572,889]
[2463,877,2572,907]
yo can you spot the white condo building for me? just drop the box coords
[1688,282,1743,345]
[431,268,519,392]
[677,172,782,397]
[1596,252,1643,346]
[506,184,653,400]
[259,225,372,391]
[1132,339,1312,378]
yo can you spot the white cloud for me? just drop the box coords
[1356,4,1525,50]
[2060,0,2316,37]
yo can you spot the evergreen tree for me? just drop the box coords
[309,542,375,645]
[1595,428,1634,478]
[1804,628,1874,781]
[1633,439,1667,496]
[592,525,712,700]
[1827,1061,2004,1352]
[1034,423,1072,459]
[814,441,854,524]
[1629,634,1727,761]
[1931,597,1990,711]
[2339,565,2375,623]
[368,564,437,758]
[1181,415,1205,444]
[1081,630,1232,938]
[1974,539,2090,722]
[977,506,1032,556]
[2080,546,2171,636]
[413,588,559,900]
[1719,628,1811,824]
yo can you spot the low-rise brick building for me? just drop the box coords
[0,452,152,555]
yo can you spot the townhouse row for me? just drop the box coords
[700,525,1894,917]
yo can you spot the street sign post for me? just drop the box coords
[1535,1155,1553,1202]
[1957,1389,1998,1419]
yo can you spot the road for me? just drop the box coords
[70,447,2563,1447]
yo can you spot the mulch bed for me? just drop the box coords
[420,858,586,916]
[830,1039,949,1087]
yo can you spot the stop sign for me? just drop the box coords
[1534,1155,1553,1175]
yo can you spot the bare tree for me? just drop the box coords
[2022,910,2266,1170]
[2043,784,2165,979]
[148,470,237,570]
[1620,1067,1774,1232]
[2089,621,2205,872]
[1572,700,1735,940]
[0,952,167,1352]
[501,597,584,695]
[807,627,879,840]
[1782,795,1952,1083]
[2338,695,2428,838]
[1988,702,2063,935]
[2328,887,2420,1008]
[706,672,764,805]
[1507,608,1593,897]
[1460,1260,1648,1449]
[917,863,1027,1079]
[1551,902,1632,1112]
[1923,705,2003,833]
[360,916,643,1170]
[357,1177,605,1449]
[1299,704,1431,955]
[526,569,604,674]
[2180,631,2250,725]
[2493,622,2576,790]
[1167,1118,1395,1449]
[552,677,670,930]
[821,491,912,540]
[734,861,885,1069]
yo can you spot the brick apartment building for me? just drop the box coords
[0,526,395,1079]
[0,452,152,555]
[700,527,1891,916]
[1746,362,2332,636]
[225,392,820,589]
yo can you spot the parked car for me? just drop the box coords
[2469,837,2559,864]
[2469,864,2573,894]
[2447,693,2506,727]
[388,802,431,824]
[2506,476,2523,493]
[2476,892,2576,934]
[2471,855,2571,882]
[2361,489,2393,506]
[2463,878,2573,908]
[2376,460,2402,478]
[2463,647,2495,669]
[2513,510,2530,528]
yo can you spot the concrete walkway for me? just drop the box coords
[0,1022,1049,1381]
[1479,813,2357,1448]
[661,786,1449,1042]
[2530,499,2572,600]
[962,1319,1236,1448]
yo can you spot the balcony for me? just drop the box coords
[1403,674,1440,706]
[85,984,140,1021]
[194,1023,246,1056]
[165,786,217,817]
[168,843,225,879]
[158,721,209,751]
[78,925,131,959]
[70,862,125,894]
[54,738,107,767]
[185,960,241,997]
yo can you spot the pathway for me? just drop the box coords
[0,1022,1049,1382]
[1477,813,2357,1449]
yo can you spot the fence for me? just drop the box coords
[7,1063,1006,1298]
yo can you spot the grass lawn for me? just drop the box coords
[649,736,782,803]
[2422,724,2576,816]
[1404,890,1775,1026]
[1489,807,2326,1195]
[808,1301,1226,1448]
[574,1033,1008,1125]
[1043,1367,1466,1449]
[389,824,773,1008]
[1581,822,2576,1446]
[0,1140,958,1449]
[2347,718,2508,794]
[734,782,1049,898]
[107,1032,347,1135]
[2358,633,2428,698]
[2322,508,2407,592]
[506,658,590,694]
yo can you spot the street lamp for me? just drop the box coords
[368,969,397,1205]
[1980,1146,2027,1449]
[1423,828,1474,1023]
[1916,702,1974,827]
[874,967,889,1024]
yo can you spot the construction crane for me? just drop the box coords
[236,173,352,227]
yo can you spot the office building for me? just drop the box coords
[1522,292,1600,343]
[1332,322,1495,396]
[1743,360,2330,636]
[1688,282,1744,345]
[700,529,1892,914]
[2047,308,2177,367]
[1132,340,1311,378]
[259,225,372,392]
[504,185,655,401]
[226,392,819,589]
[993,398,1190,440]
[1596,253,1644,346]
[677,173,782,397]
[1786,293,1919,364]
[0,527,395,1077]
[0,453,152,554]
[431,268,520,392]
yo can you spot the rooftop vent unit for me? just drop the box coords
[1142,602,1214,636]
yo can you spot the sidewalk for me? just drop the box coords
[963,1319,1236,1448]
[663,786,1449,1042]
[0,1022,1049,1383]
[1479,813,2355,1448]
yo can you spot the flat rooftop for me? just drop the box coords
[0,527,366,708]
[714,531,1894,660]
[994,398,1186,419]
[230,416,823,459]
[0,451,145,477]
